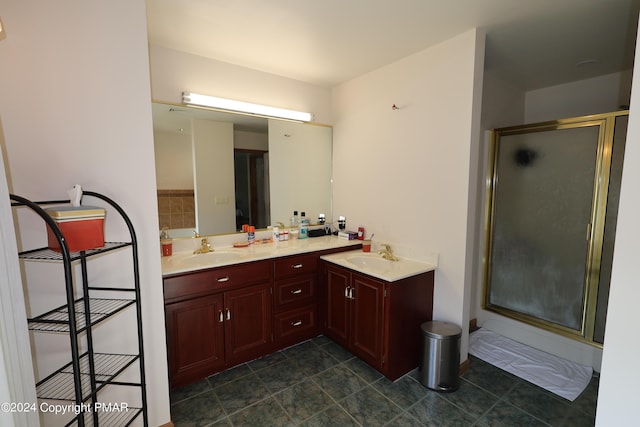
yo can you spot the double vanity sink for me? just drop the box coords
[163,236,435,281]
[161,235,436,388]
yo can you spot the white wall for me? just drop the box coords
[235,129,268,151]
[0,145,38,426]
[268,120,333,227]
[0,1,170,426]
[149,45,333,125]
[193,119,236,234]
[596,26,640,425]
[525,71,632,123]
[331,29,485,361]
[154,130,194,189]
[481,73,526,129]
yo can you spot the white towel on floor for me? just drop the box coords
[468,328,592,401]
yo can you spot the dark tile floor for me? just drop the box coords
[170,335,598,426]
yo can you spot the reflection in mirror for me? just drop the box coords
[152,102,332,237]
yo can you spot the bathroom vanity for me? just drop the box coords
[161,237,436,388]
[321,251,436,380]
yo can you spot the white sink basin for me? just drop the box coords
[346,255,394,273]
[181,251,243,266]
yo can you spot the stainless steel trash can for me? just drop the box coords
[419,321,462,392]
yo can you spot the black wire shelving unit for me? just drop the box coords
[10,191,148,427]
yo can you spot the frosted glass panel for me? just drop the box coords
[488,125,599,330]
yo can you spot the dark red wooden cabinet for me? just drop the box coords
[163,260,272,388]
[164,294,225,385]
[324,263,434,380]
[223,283,272,364]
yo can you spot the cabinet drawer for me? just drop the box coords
[274,254,318,279]
[274,275,315,310]
[274,305,317,344]
[164,260,272,302]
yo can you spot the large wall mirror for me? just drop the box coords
[152,101,333,237]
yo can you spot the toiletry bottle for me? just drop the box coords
[248,226,255,244]
[290,210,299,227]
[299,212,309,239]
[160,227,172,256]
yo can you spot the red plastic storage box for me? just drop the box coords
[46,206,105,252]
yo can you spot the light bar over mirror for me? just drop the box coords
[182,92,313,123]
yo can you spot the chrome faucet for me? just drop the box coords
[378,244,399,261]
[193,237,213,254]
[275,221,285,228]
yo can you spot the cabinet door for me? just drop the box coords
[165,294,225,388]
[351,274,385,369]
[224,282,272,364]
[325,266,351,348]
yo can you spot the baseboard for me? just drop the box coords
[459,358,470,376]
[469,318,479,332]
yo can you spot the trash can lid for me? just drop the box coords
[421,321,462,339]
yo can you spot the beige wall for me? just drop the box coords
[0,1,171,425]
[149,45,333,125]
[154,130,194,190]
[193,119,236,234]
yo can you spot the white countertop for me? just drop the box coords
[161,235,362,276]
[320,251,437,282]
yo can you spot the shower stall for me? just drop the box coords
[483,110,628,346]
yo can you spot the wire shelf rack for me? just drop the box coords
[37,352,139,401]
[28,298,135,333]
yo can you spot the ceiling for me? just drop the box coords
[146,0,640,91]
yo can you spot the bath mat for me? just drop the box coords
[468,328,592,401]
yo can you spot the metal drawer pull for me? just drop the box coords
[219,310,224,323]
[350,288,355,300]
[226,309,231,320]
[217,276,230,282]
[344,286,349,298]
[291,288,303,294]
[292,263,303,269]
[291,320,303,327]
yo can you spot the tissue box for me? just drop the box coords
[338,231,359,240]
[46,206,105,252]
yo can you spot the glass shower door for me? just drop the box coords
[483,111,626,344]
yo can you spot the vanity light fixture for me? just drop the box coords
[182,92,313,122]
